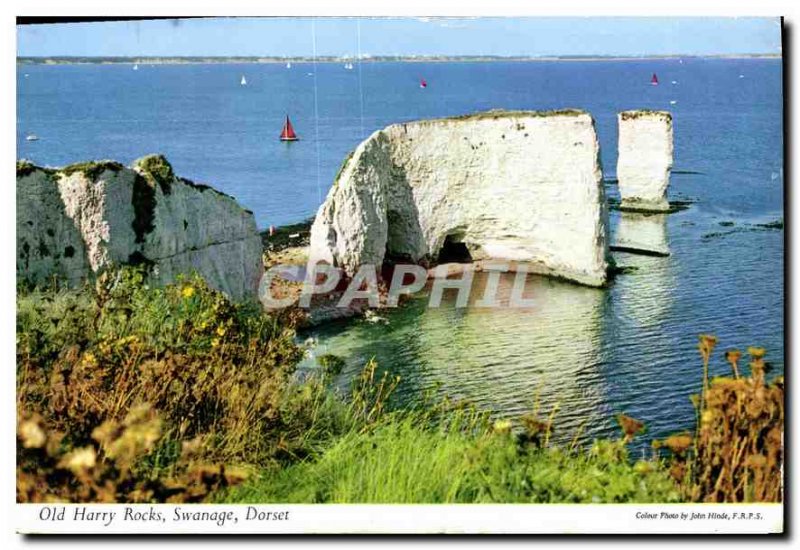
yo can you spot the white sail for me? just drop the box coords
[240,75,247,86]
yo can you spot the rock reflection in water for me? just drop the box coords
[302,270,610,445]
[612,211,670,257]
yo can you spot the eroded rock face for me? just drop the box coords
[309,110,611,287]
[16,156,262,300]
[617,110,673,212]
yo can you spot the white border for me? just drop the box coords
[16,504,784,534]
[3,0,796,544]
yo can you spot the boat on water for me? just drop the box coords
[241,75,247,86]
[670,100,678,105]
[280,116,299,142]
[25,134,39,141]
[651,73,659,86]
[133,64,139,71]
[420,78,427,89]
[286,62,292,69]
[344,62,354,70]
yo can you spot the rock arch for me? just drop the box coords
[309,110,611,287]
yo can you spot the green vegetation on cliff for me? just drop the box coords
[59,160,126,181]
[134,154,175,195]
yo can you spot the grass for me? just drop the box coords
[439,108,588,122]
[16,268,783,504]
[59,160,126,181]
[261,218,313,253]
[224,412,681,504]
[134,154,175,195]
[224,336,783,505]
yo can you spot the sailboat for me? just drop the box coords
[420,78,427,89]
[286,62,292,69]
[240,75,247,86]
[344,62,354,70]
[651,73,659,86]
[133,64,139,71]
[280,116,299,142]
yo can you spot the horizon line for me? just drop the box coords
[17,53,782,62]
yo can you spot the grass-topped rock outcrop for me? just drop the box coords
[16,155,262,300]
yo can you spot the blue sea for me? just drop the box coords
[17,58,784,444]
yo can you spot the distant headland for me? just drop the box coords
[16,53,781,65]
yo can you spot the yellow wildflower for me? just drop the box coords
[182,286,195,299]
[211,338,220,348]
[493,419,513,434]
[59,446,96,474]
[19,419,46,448]
[216,326,226,337]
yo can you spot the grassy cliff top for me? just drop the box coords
[17,156,237,202]
[17,159,125,181]
[437,108,589,122]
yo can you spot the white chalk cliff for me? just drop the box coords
[617,110,673,212]
[309,110,611,287]
[16,155,263,300]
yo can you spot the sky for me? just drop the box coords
[17,17,782,58]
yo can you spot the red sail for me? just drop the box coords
[651,73,659,85]
[280,116,298,141]
[420,78,427,88]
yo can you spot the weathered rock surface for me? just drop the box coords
[17,156,262,300]
[309,110,611,287]
[617,110,673,212]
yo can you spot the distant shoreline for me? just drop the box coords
[17,54,782,65]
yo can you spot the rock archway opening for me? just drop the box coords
[437,235,473,264]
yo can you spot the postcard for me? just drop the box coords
[14,13,784,535]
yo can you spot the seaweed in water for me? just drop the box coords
[701,219,784,241]
[755,219,783,230]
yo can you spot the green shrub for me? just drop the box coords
[17,268,309,502]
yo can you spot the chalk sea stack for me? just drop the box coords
[617,110,673,213]
[16,155,263,300]
[309,109,612,288]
